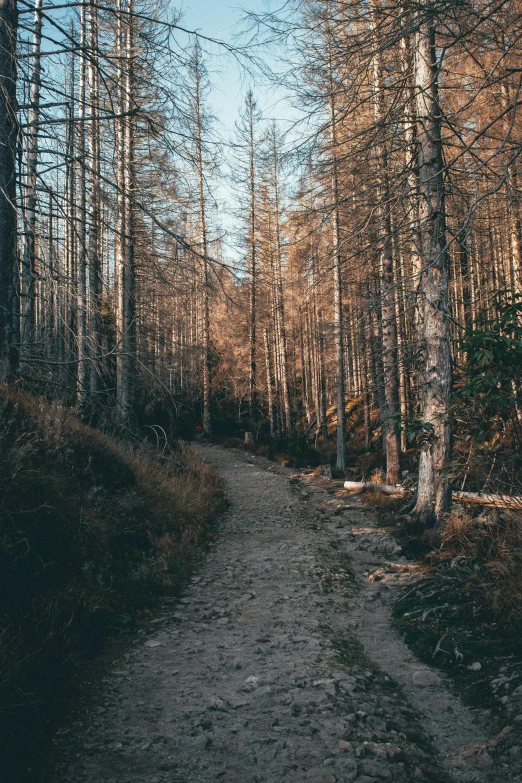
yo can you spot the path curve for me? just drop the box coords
[47,445,509,783]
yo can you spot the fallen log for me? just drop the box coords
[452,490,522,509]
[343,481,410,497]
[343,481,522,510]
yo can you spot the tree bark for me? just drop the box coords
[326,23,346,469]
[0,0,19,378]
[246,92,258,433]
[20,0,43,360]
[87,0,102,397]
[76,2,88,402]
[263,327,275,436]
[270,127,291,434]
[371,19,401,484]
[412,10,452,525]
[116,0,136,426]
[193,44,212,436]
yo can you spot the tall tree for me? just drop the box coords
[267,123,291,434]
[76,1,88,401]
[412,7,452,524]
[234,90,261,434]
[115,0,136,425]
[20,0,43,357]
[0,0,19,378]
[371,3,401,485]
[191,42,212,435]
[87,0,102,396]
[326,15,346,470]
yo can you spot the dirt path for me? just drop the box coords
[47,445,513,783]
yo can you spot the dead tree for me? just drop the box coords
[0,0,19,378]
[412,7,452,524]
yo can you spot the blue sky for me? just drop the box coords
[179,0,291,135]
[177,1,297,260]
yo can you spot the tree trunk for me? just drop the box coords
[270,128,291,434]
[326,25,346,469]
[193,44,212,436]
[87,0,102,397]
[116,0,136,426]
[0,0,19,378]
[371,22,401,484]
[20,0,42,360]
[247,93,258,432]
[412,10,452,525]
[263,327,275,436]
[76,2,88,402]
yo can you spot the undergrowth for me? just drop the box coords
[392,506,522,717]
[0,384,225,776]
[220,433,321,468]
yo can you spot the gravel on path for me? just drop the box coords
[46,445,513,783]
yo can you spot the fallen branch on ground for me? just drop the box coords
[343,481,522,510]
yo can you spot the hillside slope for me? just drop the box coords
[0,386,225,776]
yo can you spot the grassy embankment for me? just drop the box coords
[0,385,225,776]
[367,491,522,732]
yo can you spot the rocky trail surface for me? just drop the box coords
[45,445,517,783]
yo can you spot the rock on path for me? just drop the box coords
[46,446,511,783]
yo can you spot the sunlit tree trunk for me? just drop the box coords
[413,10,452,524]
[500,78,522,294]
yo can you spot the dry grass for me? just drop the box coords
[0,385,225,771]
[441,508,522,630]
[393,506,522,722]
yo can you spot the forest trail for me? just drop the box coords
[47,446,508,783]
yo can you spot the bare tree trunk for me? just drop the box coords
[413,10,452,524]
[0,0,19,378]
[500,78,522,294]
[76,3,88,402]
[299,309,312,424]
[20,0,42,360]
[263,327,275,436]
[116,0,136,425]
[65,41,77,388]
[371,23,401,484]
[401,33,422,287]
[246,92,258,433]
[115,0,125,411]
[327,26,346,469]
[193,44,212,435]
[87,0,102,397]
[270,127,291,434]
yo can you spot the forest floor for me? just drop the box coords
[43,445,520,783]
